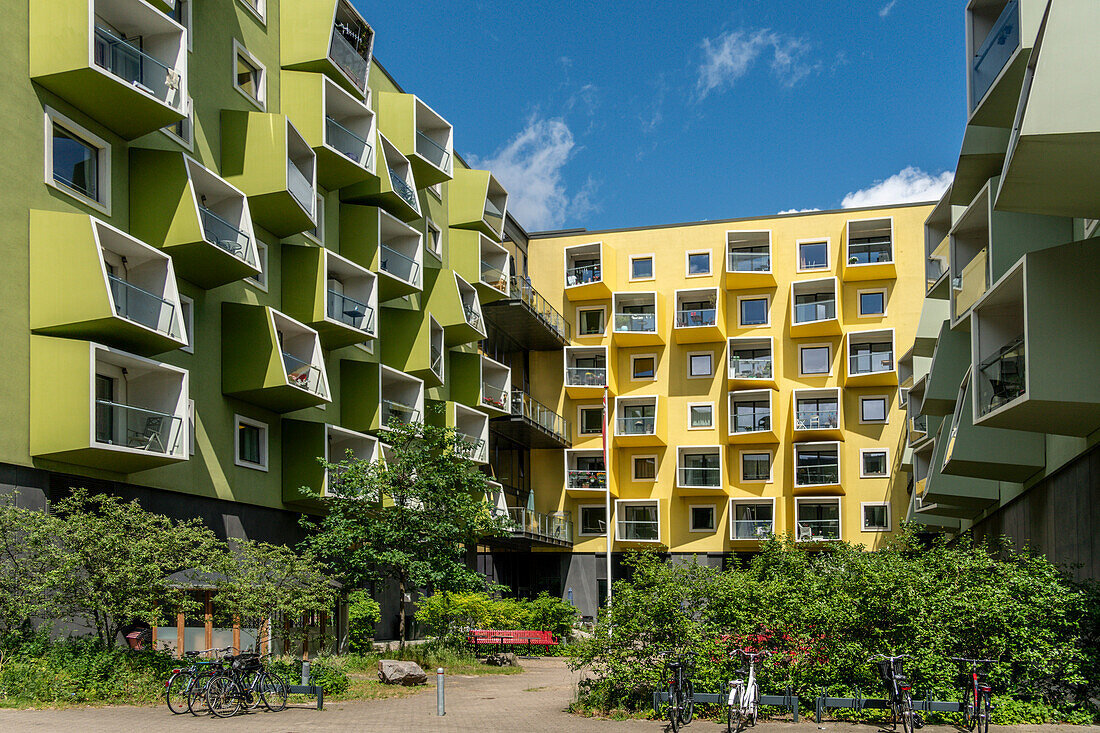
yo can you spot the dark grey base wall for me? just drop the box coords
[970,443,1100,581]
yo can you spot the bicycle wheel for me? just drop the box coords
[165,672,191,714]
[187,673,212,716]
[259,671,289,712]
[980,691,991,733]
[667,684,681,733]
[206,675,243,718]
[728,688,743,733]
[680,679,694,725]
[244,672,263,710]
[961,689,977,731]
[900,695,915,733]
[750,684,759,726]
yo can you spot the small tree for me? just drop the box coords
[0,494,67,635]
[300,414,510,643]
[346,589,382,654]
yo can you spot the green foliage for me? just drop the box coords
[415,591,578,645]
[266,654,350,695]
[570,531,1099,724]
[0,497,66,635]
[347,590,381,654]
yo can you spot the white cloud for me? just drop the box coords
[879,1,898,18]
[467,116,597,231]
[841,167,953,208]
[777,207,822,215]
[696,28,817,99]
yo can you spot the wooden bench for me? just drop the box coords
[467,629,559,656]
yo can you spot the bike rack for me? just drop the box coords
[286,684,325,710]
[651,687,799,722]
[813,688,962,723]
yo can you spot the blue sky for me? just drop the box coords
[354,1,966,232]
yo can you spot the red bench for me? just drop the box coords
[467,629,559,656]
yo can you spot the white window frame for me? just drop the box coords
[798,342,832,377]
[247,240,268,292]
[860,448,890,478]
[304,191,325,244]
[630,352,658,382]
[629,253,655,282]
[234,414,268,471]
[685,249,712,278]
[859,395,890,424]
[428,182,443,200]
[577,504,608,537]
[237,0,266,24]
[899,387,909,408]
[232,39,267,111]
[729,497,776,540]
[188,399,195,456]
[44,107,111,216]
[861,501,892,532]
[794,496,843,542]
[354,340,375,355]
[857,287,888,318]
[687,402,714,431]
[179,294,194,354]
[726,230,773,274]
[614,499,661,543]
[631,454,658,482]
[794,442,841,488]
[577,405,604,436]
[736,294,770,328]
[739,449,774,484]
[162,95,194,151]
[576,305,607,337]
[796,237,831,273]
[424,218,442,258]
[686,350,714,379]
[688,503,716,533]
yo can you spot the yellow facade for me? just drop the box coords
[526,203,933,555]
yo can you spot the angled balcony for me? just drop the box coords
[924,190,956,299]
[282,71,376,190]
[845,329,896,387]
[674,288,722,344]
[129,150,260,289]
[30,211,187,356]
[494,390,572,450]
[613,395,665,447]
[449,168,509,240]
[450,352,511,418]
[282,422,379,508]
[477,236,512,303]
[792,388,844,441]
[377,92,454,186]
[281,246,377,349]
[730,498,775,542]
[481,275,570,351]
[564,346,609,399]
[220,111,316,237]
[972,241,1100,435]
[30,336,188,474]
[615,500,661,544]
[379,366,425,433]
[843,217,895,281]
[952,124,1012,207]
[727,337,775,388]
[725,230,775,288]
[793,442,842,493]
[612,291,662,346]
[790,278,840,337]
[967,0,1045,127]
[450,402,489,464]
[340,133,421,222]
[440,272,487,347]
[375,210,423,300]
[30,0,187,139]
[920,418,999,518]
[564,450,609,498]
[280,0,373,96]
[221,304,330,413]
[727,389,778,444]
[376,308,444,387]
[794,497,842,541]
[676,446,723,494]
[564,242,613,301]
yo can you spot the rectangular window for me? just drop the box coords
[862,450,889,477]
[632,455,656,481]
[731,501,773,539]
[579,506,606,535]
[579,407,603,435]
[862,503,890,531]
[428,182,442,200]
[233,42,266,109]
[631,355,655,380]
[689,404,713,428]
[687,251,711,276]
[47,109,111,213]
[620,502,659,541]
[796,499,841,541]
[799,345,831,375]
[425,220,442,257]
[578,308,604,336]
[739,297,768,326]
[799,241,828,270]
[630,256,653,280]
[741,452,771,482]
[247,240,268,291]
[689,505,715,532]
[163,96,194,149]
[180,295,194,354]
[235,415,268,470]
[688,353,713,377]
[859,290,886,316]
[860,396,888,423]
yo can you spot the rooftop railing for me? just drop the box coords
[977,335,1025,415]
[286,159,314,214]
[675,308,717,328]
[511,390,570,443]
[327,290,375,333]
[794,299,836,324]
[387,167,418,209]
[282,352,325,395]
[415,130,451,172]
[94,399,182,455]
[614,312,656,332]
[198,205,254,265]
[565,366,607,387]
[328,25,369,91]
[728,251,771,272]
[325,116,372,167]
[379,244,420,285]
[93,26,180,107]
[107,273,178,338]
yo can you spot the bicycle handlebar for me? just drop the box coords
[949,657,996,664]
[868,653,911,661]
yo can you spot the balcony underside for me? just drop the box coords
[724,271,776,289]
[969,49,1029,129]
[842,261,896,281]
[726,429,778,445]
[565,384,609,400]
[490,413,570,449]
[485,531,572,550]
[845,370,898,388]
[482,299,568,351]
[951,124,1011,206]
[674,324,723,344]
[790,319,842,338]
[612,330,662,347]
[614,433,664,447]
[564,280,610,302]
[34,68,184,140]
[998,132,1100,219]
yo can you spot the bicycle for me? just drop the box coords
[205,652,289,717]
[870,653,924,733]
[163,646,234,715]
[950,657,995,733]
[727,649,769,732]
[658,649,696,731]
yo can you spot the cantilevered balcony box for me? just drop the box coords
[449,168,509,241]
[129,150,260,288]
[564,449,611,499]
[842,218,896,281]
[30,336,188,473]
[612,291,663,347]
[377,92,454,186]
[439,272,487,347]
[674,288,722,344]
[221,304,330,413]
[564,242,614,301]
[997,1,1100,218]
[845,329,897,387]
[922,321,971,416]
[727,337,775,389]
[450,353,512,418]
[675,446,724,495]
[792,442,842,494]
[790,278,841,338]
[447,402,489,464]
[476,235,512,303]
[971,240,1100,435]
[966,0,1046,128]
[280,0,373,98]
[282,422,379,509]
[379,309,445,388]
[924,190,956,299]
[30,0,187,139]
[920,418,999,518]
[220,111,316,238]
[30,211,188,356]
[378,365,425,433]
[727,389,778,444]
[340,133,421,222]
[725,230,775,289]
[281,246,377,349]
[282,71,376,190]
[374,210,424,301]
[792,388,844,442]
[951,124,1012,207]
[613,395,666,447]
[565,346,610,399]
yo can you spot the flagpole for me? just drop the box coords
[602,385,612,610]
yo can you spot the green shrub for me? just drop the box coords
[415,591,579,645]
[266,654,349,696]
[346,590,381,655]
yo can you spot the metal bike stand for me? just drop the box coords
[813,688,962,723]
[652,686,799,722]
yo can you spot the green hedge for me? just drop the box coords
[266,654,350,696]
[416,591,578,645]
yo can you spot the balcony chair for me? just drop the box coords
[127,415,165,453]
[796,523,813,542]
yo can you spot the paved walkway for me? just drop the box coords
[1,658,1097,732]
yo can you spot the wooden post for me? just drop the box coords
[302,613,309,661]
[259,618,269,656]
[204,591,213,651]
[232,615,240,653]
[284,618,291,655]
[151,624,157,650]
[176,612,185,659]
[320,612,327,655]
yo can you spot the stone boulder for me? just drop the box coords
[377,659,428,686]
[485,652,519,667]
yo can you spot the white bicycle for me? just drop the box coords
[727,649,769,732]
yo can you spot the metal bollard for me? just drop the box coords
[302,660,310,686]
[437,668,445,716]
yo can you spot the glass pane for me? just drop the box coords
[860,291,885,315]
[799,242,828,269]
[864,505,888,528]
[634,457,655,479]
[691,506,713,529]
[689,354,712,376]
[580,310,603,334]
[236,55,258,99]
[740,298,767,325]
[581,409,602,433]
[742,453,769,480]
[238,423,260,463]
[863,451,887,475]
[53,124,98,199]
[633,358,655,379]
[631,258,653,279]
[581,508,605,534]
[861,398,887,422]
[800,347,830,374]
[688,253,710,274]
[689,406,712,427]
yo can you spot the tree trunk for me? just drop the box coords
[398,576,406,649]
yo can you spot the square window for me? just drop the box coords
[862,450,889,477]
[799,241,828,270]
[689,404,713,428]
[235,415,268,470]
[579,506,606,535]
[689,505,715,532]
[860,396,888,423]
[631,256,654,280]
[799,345,831,375]
[688,353,713,377]
[248,241,268,291]
[580,407,603,435]
[180,295,194,354]
[633,455,656,481]
[739,297,768,326]
[578,308,604,336]
[859,290,886,316]
[632,356,655,380]
[687,252,711,275]
[233,42,266,108]
[741,452,771,482]
[863,503,890,531]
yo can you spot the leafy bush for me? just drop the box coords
[266,654,349,696]
[347,590,381,654]
[416,591,578,645]
[569,531,1100,724]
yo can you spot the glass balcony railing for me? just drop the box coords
[286,160,314,214]
[849,351,894,375]
[731,412,771,433]
[381,398,419,426]
[462,304,482,331]
[387,167,418,209]
[728,251,771,272]
[616,416,655,435]
[107,274,178,338]
[328,27,369,91]
[481,383,509,411]
[415,130,451,172]
[93,26,180,107]
[511,390,570,443]
[614,312,656,332]
[480,261,508,293]
[483,197,505,230]
[565,366,607,387]
[507,507,572,543]
[796,518,841,541]
[325,116,372,166]
[910,414,928,437]
[617,517,659,542]
[567,469,606,490]
[733,519,774,540]
[794,409,839,430]
[282,352,324,394]
[729,357,772,379]
[847,241,893,265]
[94,399,183,454]
[565,264,601,286]
[456,435,486,461]
[795,464,840,486]
[509,276,569,340]
[198,206,254,265]
[327,290,375,333]
[971,0,1020,110]
[678,466,720,487]
[379,244,420,285]
[955,248,989,317]
[977,335,1026,415]
[794,299,836,324]
[675,309,717,328]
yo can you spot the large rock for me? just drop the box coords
[485,652,518,667]
[377,659,428,686]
